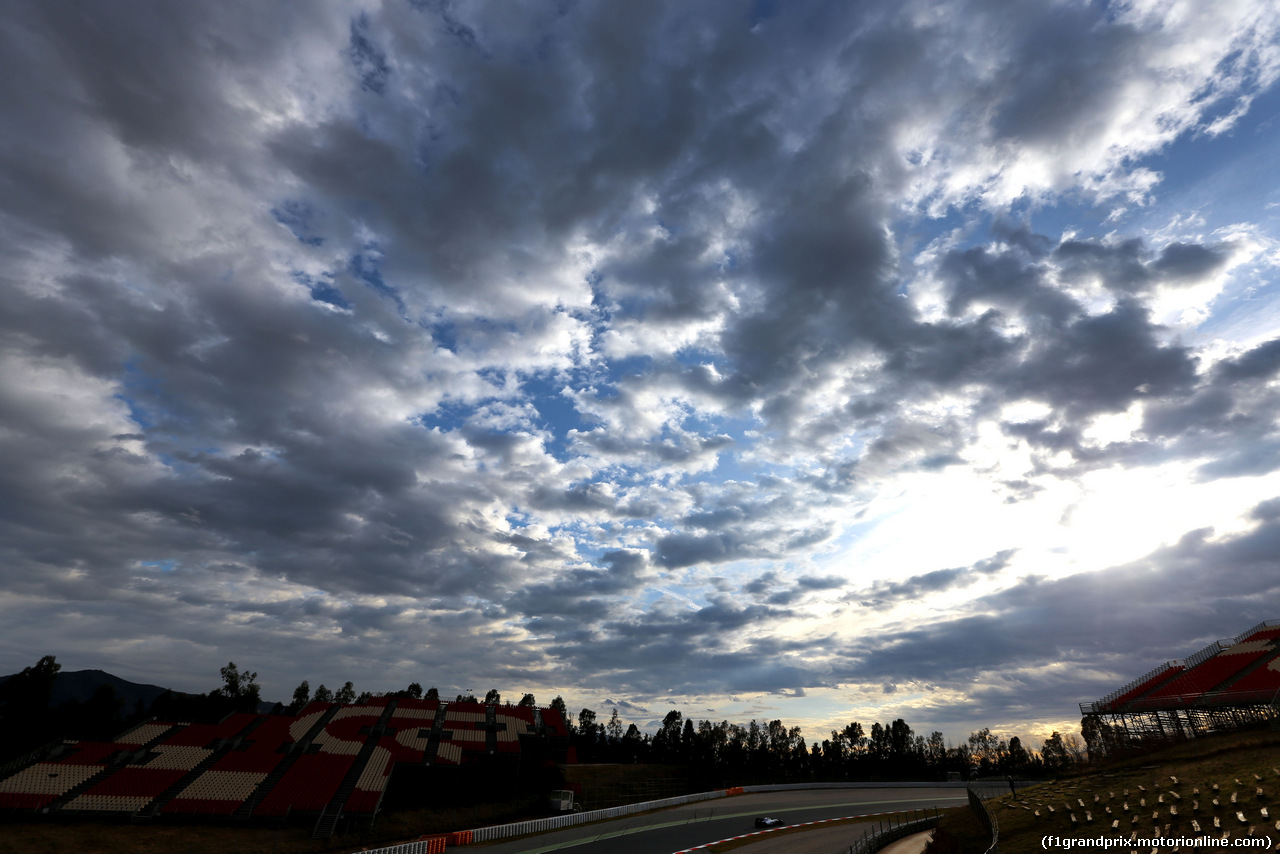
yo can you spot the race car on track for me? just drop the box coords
[754,816,785,828]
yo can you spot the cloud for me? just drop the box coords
[850,550,1016,607]
[834,506,1280,723]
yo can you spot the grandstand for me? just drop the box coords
[1081,619,1280,744]
[0,698,570,837]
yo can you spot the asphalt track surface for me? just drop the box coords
[472,787,967,854]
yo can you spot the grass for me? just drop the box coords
[934,728,1280,851]
[0,764,709,854]
[0,791,550,854]
[559,763,703,809]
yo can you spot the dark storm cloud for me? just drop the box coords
[505,550,652,621]
[930,232,1208,421]
[742,571,845,606]
[1054,239,1231,294]
[850,550,1016,607]
[942,243,1076,324]
[1010,298,1199,417]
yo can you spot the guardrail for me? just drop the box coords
[742,781,970,792]
[359,839,445,854]
[844,808,940,854]
[467,789,728,842]
[967,783,999,854]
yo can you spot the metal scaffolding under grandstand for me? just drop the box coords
[1080,619,1280,748]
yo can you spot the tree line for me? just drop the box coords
[2,655,1089,780]
[555,702,1082,782]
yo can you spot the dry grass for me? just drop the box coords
[0,792,548,854]
[937,728,1280,851]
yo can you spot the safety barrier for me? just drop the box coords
[742,781,970,792]
[469,789,729,842]
[359,838,445,854]
[845,808,940,854]
[967,783,999,854]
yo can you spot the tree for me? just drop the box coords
[654,710,684,762]
[218,662,260,712]
[578,708,598,740]
[607,708,623,744]
[1007,736,1029,771]
[484,689,502,704]
[313,684,334,703]
[826,730,847,777]
[219,662,257,699]
[622,723,643,760]
[0,655,61,721]
[925,731,946,767]
[1041,731,1069,770]
[952,743,973,777]
[425,686,440,701]
[518,692,536,707]
[868,722,888,761]
[335,681,356,704]
[1061,732,1086,764]
[0,657,147,761]
[889,719,915,760]
[289,680,311,714]
[1080,716,1113,762]
[968,728,1001,772]
[843,722,865,754]
[550,696,570,731]
[405,682,423,700]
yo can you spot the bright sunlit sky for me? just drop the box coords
[3,0,1280,749]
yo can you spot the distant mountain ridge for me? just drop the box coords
[0,668,278,715]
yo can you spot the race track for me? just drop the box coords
[472,786,967,854]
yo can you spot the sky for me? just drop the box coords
[2,0,1280,750]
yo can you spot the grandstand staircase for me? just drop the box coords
[421,702,449,766]
[133,715,268,822]
[312,700,398,838]
[44,722,182,814]
[1213,646,1280,694]
[234,704,341,820]
[485,703,499,755]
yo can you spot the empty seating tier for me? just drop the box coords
[1088,619,1280,714]
[0,700,569,818]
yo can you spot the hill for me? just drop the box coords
[933,727,1280,851]
[0,667,278,715]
